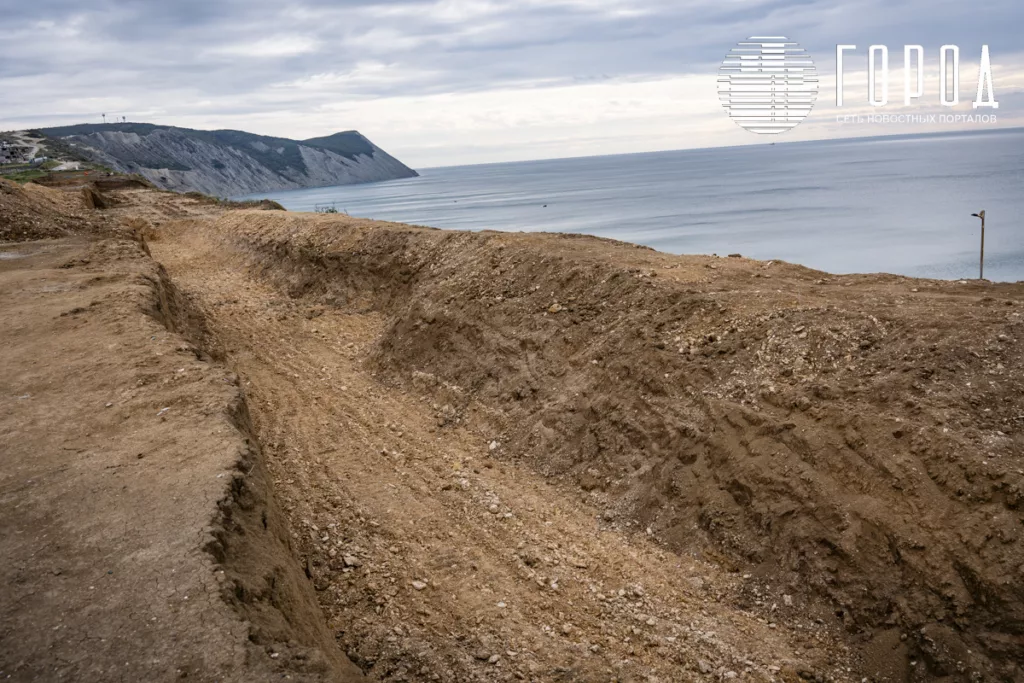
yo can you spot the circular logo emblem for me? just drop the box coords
[717,37,818,134]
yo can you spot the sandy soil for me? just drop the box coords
[2,179,1023,682]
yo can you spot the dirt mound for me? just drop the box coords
[251,198,287,210]
[92,176,154,191]
[182,191,288,211]
[1,179,77,240]
[213,210,1024,681]
[0,178,122,242]
[35,172,156,191]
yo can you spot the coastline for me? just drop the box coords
[241,128,1024,283]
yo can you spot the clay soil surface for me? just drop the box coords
[2,180,1023,682]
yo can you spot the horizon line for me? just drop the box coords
[416,125,1024,171]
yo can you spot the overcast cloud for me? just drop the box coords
[1,0,1022,166]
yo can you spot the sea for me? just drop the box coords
[241,129,1024,282]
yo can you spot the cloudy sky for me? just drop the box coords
[1,0,1022,167]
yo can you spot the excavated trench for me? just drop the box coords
[163,209,1024,682]
[145,215,863,683]
[145,255,366,681]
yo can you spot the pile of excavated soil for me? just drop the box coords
[0,178,108,240]
[208,210,1024,681]
[0,177,222,246]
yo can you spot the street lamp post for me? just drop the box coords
[971,210,986,280]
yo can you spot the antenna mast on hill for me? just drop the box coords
[102,113,106,124]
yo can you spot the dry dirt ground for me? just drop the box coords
[0,235,363,682]
[2,180,1023,682]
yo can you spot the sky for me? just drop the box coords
[1,0,1022,167]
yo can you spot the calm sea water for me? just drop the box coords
[243,130,1024,282]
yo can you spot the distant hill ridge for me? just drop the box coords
[39,123,418,197]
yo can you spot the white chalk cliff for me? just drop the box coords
[41,123,418,197]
